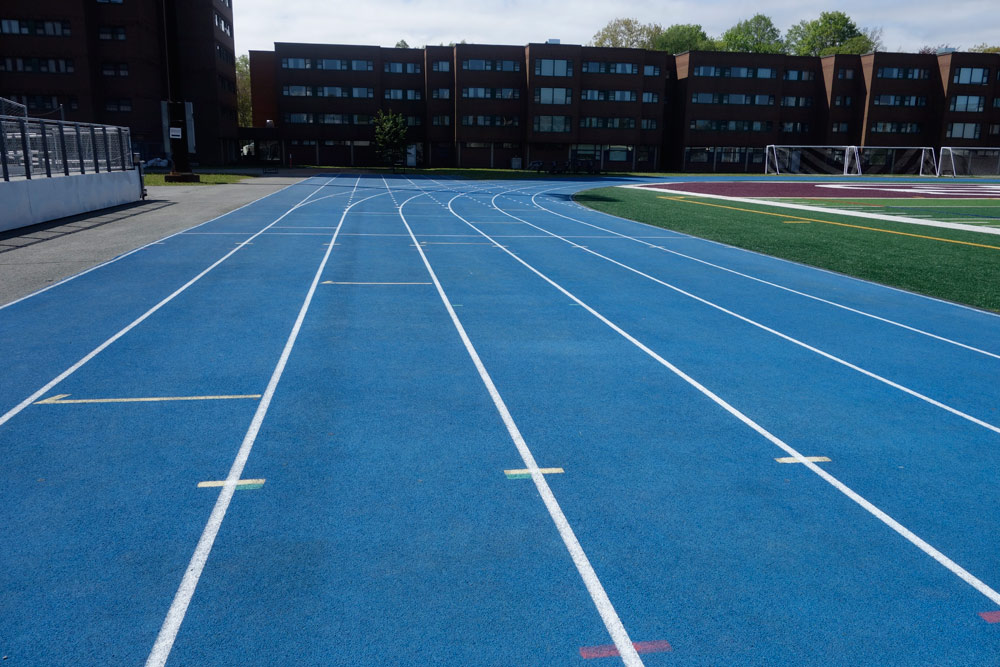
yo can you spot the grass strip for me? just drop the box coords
[575,187,1000,312]
[142,173,256,186]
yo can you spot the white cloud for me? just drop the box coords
[233,0,998,55]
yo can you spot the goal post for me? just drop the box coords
[857,146,936,176]
[938,147,1000,177]
[765,145,861,176]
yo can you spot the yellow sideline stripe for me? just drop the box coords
[656,196,1000,251]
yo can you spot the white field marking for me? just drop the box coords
[321,281,431,285]
[145,177,391,666]
[0,179,337,433]
[439,185,1000,613]
[0,176,324,312]
[621,184,1000,236]
[489,193,1000,436]
[776,456,831,463]
[35,393,261,404]
[394,177,644,667]
[526,190,1000,361]
[196,479,265,488]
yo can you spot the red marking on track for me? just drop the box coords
[579,640,673,659]
[979,611,1000,623]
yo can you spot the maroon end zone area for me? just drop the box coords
[639,181,1000,199]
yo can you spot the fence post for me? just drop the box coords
[58,122,69,176]
[75,125,85,174]
[0,122,9,182]
[19,118,31,180]
[90,126,100,173]
[117,128,126,170]
[102,127,111,172]
[39,120,52,178]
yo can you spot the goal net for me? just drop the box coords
[0,96,28,118]
[765,145,861,176]
[857,146,936,176]
[938,147,1000,177]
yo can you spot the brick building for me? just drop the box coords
[0,0,239,164]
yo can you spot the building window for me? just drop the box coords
[582,62,637,74]
[406,89,421,100]
[432,115,450,126]
[837,69,854,79]
[104,98,132,112]
[0,57,74,73]
[610,90,636,102]
[643,65,660,76]
[781,96,813,107]
[580,117,635,129]
[871,121,922,134]
[213,12,232,36]
[728,66,752,78]
[533,115,572,132]
[832,122,849,133]
[691,92,715,104]
[406,116,422,126]
[641,118,657,130]
[691,65,720,77]
[690,119,772,132]
[783,69,815,81]
[351,59,373,71]
[282,85,312,96]
[385,88,403,100]
[877,67,930,79]
[320,114,347,124]
[316,59,345,70]
[215,43,234,64]
[98,25,126,40]
[581,89,604,101]
[384,62,421,73]
[284,113,314,124]
[781,121,811,132]
[96,0,124,4]
[282,57,310,69]
[946,122,981,139]
[990,124,1000,136]
[317,86,345,97]
[432,88,450,99]
[495,60,520,71]
[463,59,489,71]
[950,95,985,112]
[1,19,72,36]
[534,59,572,76]
[642,92,659,103]
[834,95,853,107]
[535,87,572,104]
[756,67,777,78]
[432,60,450,72]
[953,67,989,84]
[352,114,372,125]
[350,87,373,98]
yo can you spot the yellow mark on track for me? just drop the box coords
[35,393,261,405]
[321,281,431,285]
[782,220,811,224]
[656,196,1000,251]
[775,456,831,464]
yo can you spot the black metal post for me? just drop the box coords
[75,125,85,174]
[90,126,99,173]
[18,119,31,180]
[102,127,112,172]
[117,128,126,170]
[0,122,10,182]
[58,123,69,175]
[39,120,52,178]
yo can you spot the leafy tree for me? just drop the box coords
[785,11,882,56]
[590,18,663,49]
[235,54,252,127]
[917,43,954,54]
[374,109,407,167]
[970,43,1000,53]
[718,14,785,53]
[395,40,409,48]
[651,24,717,53]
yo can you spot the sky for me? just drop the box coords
[233,0,997,56]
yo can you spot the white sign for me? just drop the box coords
[169,127,182,139]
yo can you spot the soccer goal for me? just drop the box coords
[938,147,1000,177]
[857,146,936,176]
[765,145,861,176]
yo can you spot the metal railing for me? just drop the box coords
[1,115,134,182]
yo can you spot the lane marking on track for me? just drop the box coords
[321,281,431,285]
[580,640,673,659]
[146,176,394,667]
[525,190,1000,360]
[505,467,564,479]
[776,456,831,463]
[197,479,265,490]
[438,179,1000,614]
[397,177,645,667]
[35,393,261,405]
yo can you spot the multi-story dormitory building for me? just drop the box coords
[0,0,239,164]
[249,41,1000,172]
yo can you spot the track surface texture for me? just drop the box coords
[2,174,1000,666]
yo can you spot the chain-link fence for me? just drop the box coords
[1,115,134,181]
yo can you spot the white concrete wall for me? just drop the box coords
[0,170,143,233]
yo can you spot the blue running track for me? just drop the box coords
[2,174,1000,666]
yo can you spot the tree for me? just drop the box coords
[917,43,954,54]
[718,14,785,53]
[785,11,882,56]
[590,18,663,49]
[374,109,407,167]
[971,43,1000,53]
[651,24,717,53]
[235,53,252,127]
[395,40,409,48]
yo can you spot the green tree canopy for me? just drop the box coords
[718,14,785,53]
[395,40,409,48]
[651,24,717,53]
[235,54,251,127]
[970,43,1000,53]
[374,109,407,166]
[785,11,882,56]
[590,18,663,49]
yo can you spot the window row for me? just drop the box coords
[581,62,641,75]
[580,117,636,129]
[462,59,520,72]
[689,119,775,132]
[463,87,520,99]
[692,93,775,106]
[0,57,74,73]
[870,121,922,134]
[282,58,374,71]
[102,62,129,77]
[876,67,930,80]
[385,89,423,100]
[98,26,126,40]
[691,66,783,79]
[385,62,422,74]
[461,115,519,126]
[872,94,927,107]
[1,19,71,36]
[104,98,132,112]
[214,12,232,37]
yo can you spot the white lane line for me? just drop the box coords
[483,194,1000,436]
[0,178,338,433]
[439,184,1000,612]
[395,177,644,667]
[0,176,324,312]
[145,178,392,666]
[526,190,1000,361]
